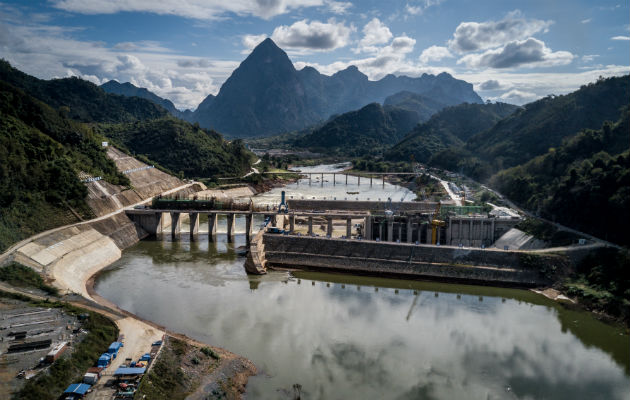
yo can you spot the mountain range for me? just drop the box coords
[102,38,482,138]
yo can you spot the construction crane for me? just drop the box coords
[430,202,446,244]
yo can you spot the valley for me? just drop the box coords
[1,11,629,400]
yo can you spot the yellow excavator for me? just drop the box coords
[430,202,445,244]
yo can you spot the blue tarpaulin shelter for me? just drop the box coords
[63,383,91,397]
[114,367,146,376]
[108,341,123,354]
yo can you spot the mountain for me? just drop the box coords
[0,60,167,123]
[490,108,630,246]
[385,102,519,163]
[0,79,128,251]
[94,117,253,178]
[191,38,482,137]
[101,80,185,117]
[383,91,448,123]
[295,103,419,156]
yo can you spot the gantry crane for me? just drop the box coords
[430,202,445,244]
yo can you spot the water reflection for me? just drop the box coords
[95,239,629,400]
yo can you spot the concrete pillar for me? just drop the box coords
[333,173,336,185]
[308,216,313,235]
[170,212,181,237]
[345,174,348,185]
[379,222,383,240]
[207,213,217,241]
[447,218,452,245]
[346,218,352,238]
[370,176,373,186]
[245,213,252,242]
[491,219,495,243]
[458,218,463,244]
[383,176,385,188]
[327,217,333,237]
[469,219,473,246]
[397,223,402,242]
[406,220,412,243]
[189,213,199,239]
[358,175,360,185]
[309,173,312,186]
[289,215,295,232]
[321,173,324,187]
[425,224,431,244]
[226,214,235,242]
[387,218,394,242]
[155,212,164,234]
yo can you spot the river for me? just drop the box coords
[94,164,629,399]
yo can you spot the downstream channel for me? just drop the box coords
[94,165,630,399]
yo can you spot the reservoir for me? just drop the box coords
[94,165,629,399]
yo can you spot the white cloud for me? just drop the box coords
[270,18,353,52]
[419,45,453,64]
[51,0,325,20]
[581,54,599,63]
[355,18,392,53]
[497,88,538,104]
[457,37,574,69]
[611,36,630,41]
[580,18,591,24]
[325,0,352,14]
[404,0,445,16]
[448,11,553,52]
[459,64,628,105]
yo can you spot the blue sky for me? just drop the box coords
[1,0,628,109]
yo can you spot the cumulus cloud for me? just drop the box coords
[497,89,538,104]
[448,11,553,53]
[51,0,325,20]
[581,54,598,63]
[243,19,353,54]
[271,18,353,51]
[478,79,504,90]
[457,38,574,69]
[355,18,392,53]
[419,45,453,64]
[611,36,630,41]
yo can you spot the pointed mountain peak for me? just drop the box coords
[333,65,367,81]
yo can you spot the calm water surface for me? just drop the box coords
[95,235,629,400]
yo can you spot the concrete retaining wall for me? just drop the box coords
[262,234,569,286]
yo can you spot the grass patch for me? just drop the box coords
[136,337,193,400]
[201,346,220,360]
[12,302,118,400]
[0,262,58,295]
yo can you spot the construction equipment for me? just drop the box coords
[430,202,445,244]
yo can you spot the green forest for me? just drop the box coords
[95,118,253,178]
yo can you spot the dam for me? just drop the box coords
[88,163,628,399]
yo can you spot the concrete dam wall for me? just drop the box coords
[262,234,568,287]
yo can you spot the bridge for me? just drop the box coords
[260,171,419,187]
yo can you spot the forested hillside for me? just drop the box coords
[0,81,128,251]
[95,118,253,178]
[491,109,630,245]
[386,102,518,163]
[0,60,167,123]
[430,75,630,180]
[295,103,419,156]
